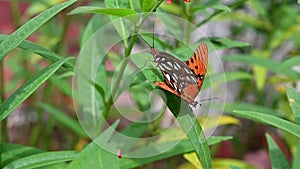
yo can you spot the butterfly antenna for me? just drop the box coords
[199,97,220,103]
[136,32,153,48]
[152,21,155,48]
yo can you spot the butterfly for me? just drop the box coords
[151,43,208,107]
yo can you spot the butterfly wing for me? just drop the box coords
[155,81,197,106]
[185,43,208,90]
[152,43,208,107]
[156,52,198,94]
[154,81,182,98]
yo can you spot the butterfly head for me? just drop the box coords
[151,47,159,59]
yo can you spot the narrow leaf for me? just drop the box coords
[292,143,300,169]
[67,121,120,169]
[286,87,300,124]
[224,102,283,117]
[223,55,300,80]
[157,91,212,169]
[1,143,44,167]
[230,165,243,169]
[69,7,137,17]
[0,0,77,61]
[38,103,87,137]
[211,4,231,12]
[0,57,73,121]
[177,112,211,169]
[0,35,74,70]
[142,0,156,12]
[203,71,252,89]
[3,151,78,169]
[183,155,256,169]
[266,133,290,169]
[120,136,232,168]
[229,110,300,138]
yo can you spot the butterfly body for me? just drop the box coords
[151,43,208,106]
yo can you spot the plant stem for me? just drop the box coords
[101,3,164,128]
[104,57,130,118]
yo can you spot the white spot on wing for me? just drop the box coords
[174,62,181,69]
[174,84,178,91]
[165,73,171,81]
[158,65,166,71]
[167,61,173,68]
[184,67,191,74]
[160,63,172,70]
[172,73,178,80]
[190,76,197,83]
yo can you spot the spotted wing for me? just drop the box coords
[154,81,197,106]
[155,52,198,94]
[185,43,208,90]
[154,52,200,105]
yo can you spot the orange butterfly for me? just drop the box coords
[151,43,208,106]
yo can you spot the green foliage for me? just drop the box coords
[0,0,77,61]
[4,151,78,169]
[1,0,300,169]
[0,57,73,121]
[266,133,290,169]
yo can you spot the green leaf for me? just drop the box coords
[38,103,87,137]
[183,157,256,169]
[129,0,141,12]
[67,121,120,169]
[159,2,182,16]
[105,0,130,9]
[161,91,211,169]
[0,0,77,61]
[80,15,104,47]
[292,143,300,169]
[281,56,300,69]
[252,49,270,90]
[203,71,252,89]
[0,57,73,121]
[211,4,231,12]
[286,87,300,124]
[1,143,44,167]
[229,110,300,138]
[69,7,137,17]
[177,111,211,169]
[209,37,251,49]
[118,122,150,152]
[142,0,156,12]
[103,0,134,48]
[224,102,283,117]
[0,35,74,71]
[159,14,183,39]
[223,55,300,80]
[229,164,243,169]
[3,151,78,169]
[130,86,151,111]
[49,75,73,96]
[171,39,250,60]
[266,133,291,169]
[221,11,272,31]
[196,0,247,27]
[120,136,232,168]
[247,0,267,18]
